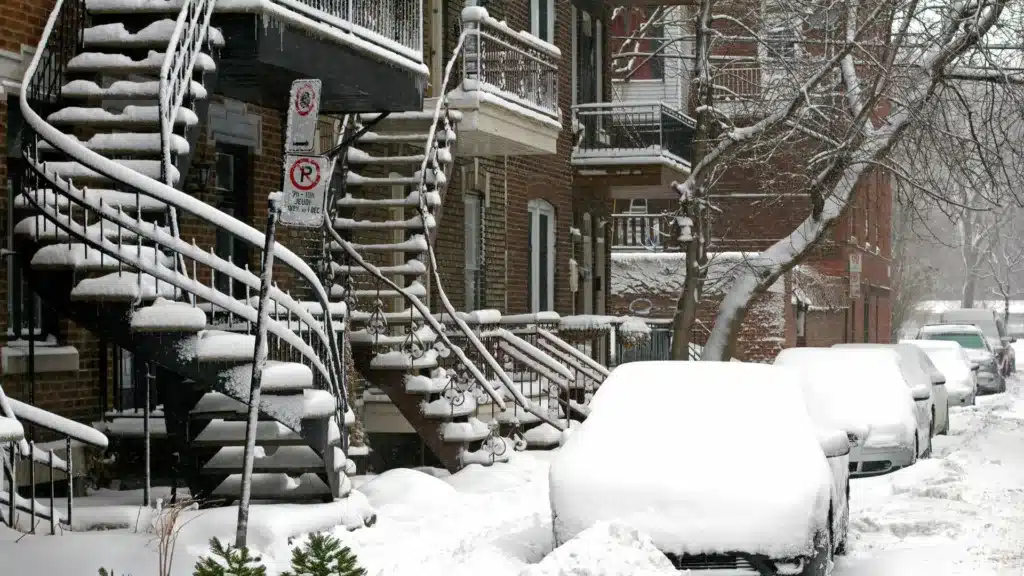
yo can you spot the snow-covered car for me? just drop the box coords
[917,324,1005,395]
[933,308,1016,377]
[776,348,926,477]
[550,361,848,575]
[901,339,978,407]
[833,342,948,436]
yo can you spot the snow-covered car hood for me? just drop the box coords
[945,375,975,396]
[549,362,832,560]
[964,349,994,364]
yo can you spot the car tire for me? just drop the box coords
[912,437,919,465]
[923,422,934,458]
[801,528,832,576]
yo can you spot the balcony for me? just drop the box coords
[571,101,696,186]
[439,7,562,157]
[611,213,683,252]
[210,0,428,112]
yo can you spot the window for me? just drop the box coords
[528,200,556,312]
[464,194,483,311]
[610,8,664,81]
[862,294,870,343]
[6,169,45,340]
[531,0,554,42]
[573,8,604,105]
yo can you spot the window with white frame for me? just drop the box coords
[528,199,556,312]
[531,0,555,42]
[464,193,484,311]
[6,170,45,340]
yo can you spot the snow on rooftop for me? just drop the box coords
[550,361,831,558]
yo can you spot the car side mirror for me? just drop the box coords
[933,377,946,386]
[822,434,851,458]
[971,364,980,372]
[846,431,865,448]
[912,385,932,401]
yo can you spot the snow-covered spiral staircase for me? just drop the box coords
[16,0,355,505]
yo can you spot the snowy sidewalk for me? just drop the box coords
[835,374,1024,575]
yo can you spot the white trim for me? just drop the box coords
[530,0,555,43]
[528,199,556,313]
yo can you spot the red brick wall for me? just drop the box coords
[0,0,52,55]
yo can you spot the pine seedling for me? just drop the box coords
[192,537,268,576]
[281,532,367,576]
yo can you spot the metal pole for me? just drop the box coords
[29,441,35,533]
[7,442,16,528]
[236,196,281,549]
[66,436,73,530]
[144,363,152,507]
[48,450,54,535]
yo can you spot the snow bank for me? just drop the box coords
[520,522,676,576]
[359,468,457,509]
[550,361,831,558]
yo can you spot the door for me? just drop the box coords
[213,143,252,297]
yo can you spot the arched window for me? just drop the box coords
[528,199,556,312]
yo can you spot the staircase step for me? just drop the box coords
[15,215,160,241]
[131,298,207,332]
[349,325,436,346]
[92,416,168,438]
[62,78,207,101]
[329,281,426,300]
[190,390,336,431]
[195,330,256,362]
[67,50,215,75]
[357,128,456,145]
[335,191,440,208]
[32,243,173,271]
[404,368,451,394]
[421,393,477,419]
[331,259,426,277]
[43,159,179,186]
[331,235,430,254]
[441,417,491,443]
[333,214,435,231]
[211,472,331,500]
[192,419,307,447]
[346,170,444,187]
[220,361,315,393]
[38,132,189,156]
[201,446,324,475]
[370,349,439,370]
[70,270,179,301]
[16,189,168,212]
[346,147,428,165]
[83,20,225,49]
[48,105,198,128]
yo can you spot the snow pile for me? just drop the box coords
[520,522,676,576]
[550,361,832,558]
[610,251,786,297]
[359,468,457,511]
[775,348,917,449]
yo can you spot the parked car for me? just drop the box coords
[934,308,1016,376]
[776,348,927,477]
[833,342,946,437]
[901,339,978,407]
[550,361,849,575]
[917,324,1005,394]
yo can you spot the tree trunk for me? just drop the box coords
[962,275,976,308]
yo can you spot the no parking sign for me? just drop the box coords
[286,79,321,153]
[280,154,330,228]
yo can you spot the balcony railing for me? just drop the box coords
[460,7,560,119]
[612,212,683,252]
[572,101,696,167]
[279,0,423,61]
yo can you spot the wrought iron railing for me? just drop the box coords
[460,6,560,118]
[611,212,684,252]
[572,101,696,165]
[278,0,423,61]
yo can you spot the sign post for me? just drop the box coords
[849,252,862,300]
[286,79,321,153]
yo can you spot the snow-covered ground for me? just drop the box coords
[6,372,1024,575]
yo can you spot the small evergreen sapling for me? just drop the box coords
[193,537,268,576]
[281,532,367,576]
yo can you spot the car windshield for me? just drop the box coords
[925,332,986,349]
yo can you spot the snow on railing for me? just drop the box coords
[572,101,695,166]
[460,6,560,119]
[19,0,347,441]
[276,0,423,61]
[611,212,682,252]
[159,0,216,293]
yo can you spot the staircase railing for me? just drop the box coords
[159,0,217,293]
[19,0,348,445]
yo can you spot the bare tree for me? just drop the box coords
[609,0,1024,360]
[890,190,939,338]
[983,215,1024,324]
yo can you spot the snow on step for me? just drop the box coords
[38,132,189,155]
[346,147,427,165]
[92,416,168,437]
[221,361,314,393]
[331,259,426,277]
[211,472,331,499]
[16,188,167,211]
[442,417,490,442]
[404,367,450,394]
[193,419,304,446]
[344,284,428,299]
[70,270,178,301]
[15,215,161,241]
[62,78,207,100]
[421,393,476,419]
[371,349,439,370]
[259,390,338,431]
[346,169,445,187]
[493,399,563,425]
[350,324,435,345]
[32,243,173,270]
[461,440,511,466]
[202,445,324,473]
[194,330,256,362]
[131,298,207,332]
[48,105,198,127]
[66,51,215,74]
[357,128,456,144]
[523,422,568,447]
[335,191,441,208]
[333,214,435,231]
[0,417,24,442]
[332,235,430,253]
[83,20,225,49]
[44,159,179,185]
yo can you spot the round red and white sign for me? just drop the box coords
[294,83,317,117]
[288,158,321,191]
